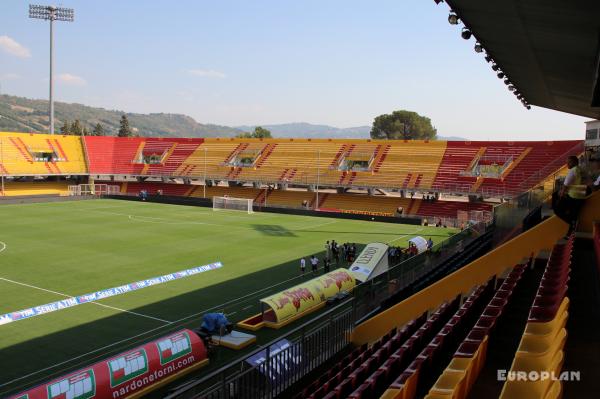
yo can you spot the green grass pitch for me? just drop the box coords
[0,199,456,395]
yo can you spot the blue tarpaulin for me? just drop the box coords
[201,313,230,334]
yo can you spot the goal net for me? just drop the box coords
[212,196,254,213]
[68,184,120,196]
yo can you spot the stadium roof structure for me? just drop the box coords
[445,0,600,118]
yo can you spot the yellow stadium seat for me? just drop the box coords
[428,369,467,399]
[525,311,568,340]
[1,181,70,196]
[544,379,562,399]
[380,388,403,399]
[524,298,569,336]
[515,328,566,362]
[500,350,564,399]
[424,393,454,399]
[0,132,87,175]
[511,349,565,380]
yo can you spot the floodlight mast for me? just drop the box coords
[29,4,74,135]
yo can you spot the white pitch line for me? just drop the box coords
[294,220,338,231]
[387,228,424,244]
[91,302,170,323]
[0,266,330,388]
[127,214,221,227]
[0,241,6,253]
[242,305,254,311]
[0,277,170,324]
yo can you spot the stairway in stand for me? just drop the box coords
[372,144,391,173]
[317,193,329,209]
[255,143,277,168]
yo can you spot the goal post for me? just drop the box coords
[212,196,254,213]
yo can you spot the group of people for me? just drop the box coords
[387,238,434,263]
[138,189,163,200]
[300,255,328,275]
[325,240,358,265]
[299,240,358,276]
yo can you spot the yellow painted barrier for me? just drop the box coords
[577,190,600,233]
[350,216,568,345]
[261,268,355,324]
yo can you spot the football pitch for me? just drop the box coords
[0,199,456,395]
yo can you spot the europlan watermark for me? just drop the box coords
[498,370,581,382]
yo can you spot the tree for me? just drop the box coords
[92,123,105,136]
[118,114,132,137]
[70,120,83,136]
[236,126,273,139]
[370,110,437,140]
[252,126,272,138]
[60,120,70,135]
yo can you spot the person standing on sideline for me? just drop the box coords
[300,258,306,275]
[310,255,319,275]
[323,257,330,273]
[325,241,331,259]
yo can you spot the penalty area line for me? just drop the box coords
[0,277,170,324]
[0,241,6,253]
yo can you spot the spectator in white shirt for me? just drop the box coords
[554,156,587,232]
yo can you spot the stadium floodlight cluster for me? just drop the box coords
[29,4,74,21]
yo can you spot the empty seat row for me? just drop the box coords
[499,237,573,399]
[424,262,529,399]
[383,278,499,399]
[299,299,460,399]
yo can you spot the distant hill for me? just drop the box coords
[238,123,467,141]
[0,94,466,141]
[237,123,371,139]
[0,94,243,137]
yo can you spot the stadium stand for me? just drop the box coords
[0,132,87,175]
[176,139,241,178]
[498,237,572,399]
[84,136,144,175]
[263,189,315,208]
[432,141,584,197]
[0,181,70,196]
[417,200,493,220]
[319,193,413,216]
[189,185,261,200]
[352,140,447,190]
[84,136,204,176]
[3,134,581,200]
[338,215,573,399]
[95,179,494,219]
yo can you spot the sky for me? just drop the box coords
[0,0,588,140]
